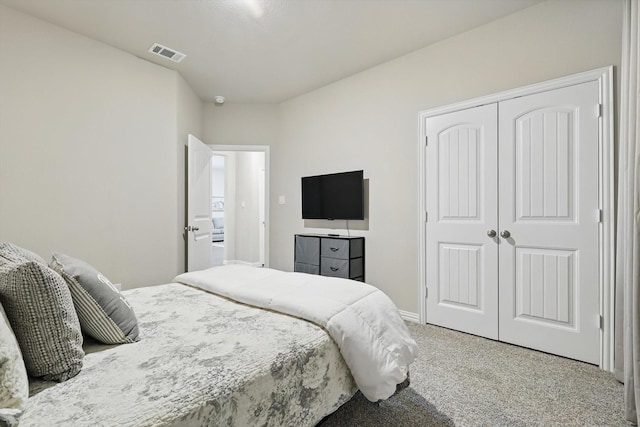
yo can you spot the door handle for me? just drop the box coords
[184,225,200,241]
[500,230,511,239]
[487,229,497,238]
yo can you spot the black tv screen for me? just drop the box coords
[301,170,364,220]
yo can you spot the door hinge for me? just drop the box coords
[425,211,428,222]
[425,136,428,146]
[597,208,603,223]
[425,287,428,299]
[597,103,603,118]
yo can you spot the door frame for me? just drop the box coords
[208,144,270,268]
[418,66,614,370]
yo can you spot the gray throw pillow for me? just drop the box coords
[0,252,84,382]
[0,303,28,427]
[0,242,46,266]
[50,253,140,344]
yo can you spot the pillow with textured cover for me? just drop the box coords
[0,242,46,266]
[50,253,140,344]
[0,251,84,382]
[0,303,28,427]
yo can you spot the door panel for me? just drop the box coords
[515,247,575,326]
[187,134,213,272]
[426,104,498,340]
[438,243,480,308]
[498,81,600,364]
[515,108,576,220]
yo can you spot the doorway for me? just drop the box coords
[210,145,269,268]
[211,154,226,266]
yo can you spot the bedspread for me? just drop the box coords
[174,265,418,402]
[21,283,356,426]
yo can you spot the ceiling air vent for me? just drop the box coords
[148,43,186,63]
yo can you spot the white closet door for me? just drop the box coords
[425,104,499,339]
[498,81,600,364]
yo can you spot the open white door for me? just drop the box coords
[187,134,213,272]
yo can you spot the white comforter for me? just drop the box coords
[174,265,417,402]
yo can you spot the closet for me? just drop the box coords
[423,78,606,365]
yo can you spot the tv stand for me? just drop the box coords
[294,234,365,281]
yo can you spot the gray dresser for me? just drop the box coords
[294,234,365,281]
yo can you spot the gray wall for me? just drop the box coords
[0,5,203,288]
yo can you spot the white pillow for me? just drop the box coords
[0,303,28,427]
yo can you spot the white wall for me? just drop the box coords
[0,0,622,307]
[209,151,264,265]
[247,0,621,314]
[203,103,279,146]
[211,157,226,200]
[0,5,203,288]
[233,152,265,264]
[222,152,237,262]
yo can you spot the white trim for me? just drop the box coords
[209,144,271,268]
[599,68,615,372]
[224,260,263,267]
[419,66,614,118]
[418,111,427,325]
[418,66,615,371]
[399,310,420,323]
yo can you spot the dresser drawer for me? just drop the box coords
[294,262,320,275]
[295,236,320,265]
[320,257,349,278]
[321,238,350,259]
[320,257,364,279]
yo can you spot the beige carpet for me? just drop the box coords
[320,322,624,426]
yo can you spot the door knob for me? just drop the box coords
[487,229,497,238]
[500,230,511,239]
[192,227,199,231]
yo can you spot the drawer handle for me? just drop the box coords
[330,267,339,271]
[330,247,339,252]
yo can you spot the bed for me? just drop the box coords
[1,249,416,427]
[21,282,357,426]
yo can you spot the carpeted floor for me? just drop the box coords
[320,322,625,426]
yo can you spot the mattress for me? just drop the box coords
[20,283,357,426]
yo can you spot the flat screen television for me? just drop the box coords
[301,170,364,220]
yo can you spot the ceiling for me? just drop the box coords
[0,0,543,104]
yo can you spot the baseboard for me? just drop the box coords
[223,260,262,267]
[398,310,420,323]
